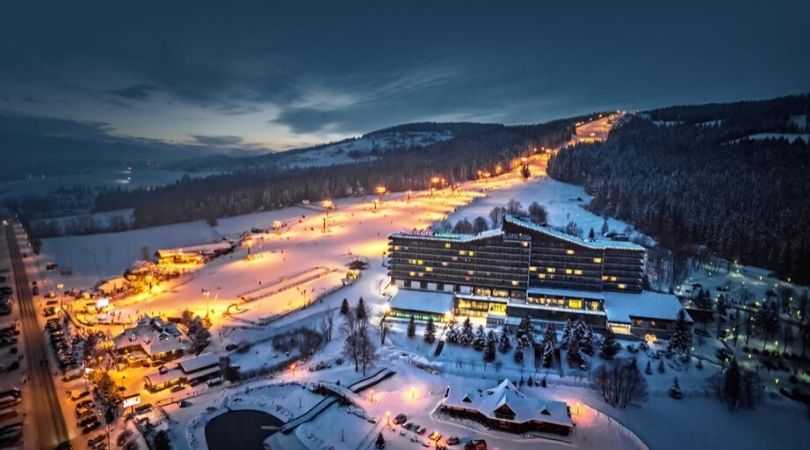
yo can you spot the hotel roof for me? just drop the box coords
[503,215,645,251]
[390,228,528,243]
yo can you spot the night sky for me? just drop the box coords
[1,1,808,153]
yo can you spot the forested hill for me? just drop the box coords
[94,117,581,228]
[548,94,810,284]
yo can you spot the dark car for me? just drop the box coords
[393,413,408,425]
[87,434,105,446]
[116,430,134,446]
[82,420,101,434]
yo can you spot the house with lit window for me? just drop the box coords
[387,214,690,338]
[440,379,574,436]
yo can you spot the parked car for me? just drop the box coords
[393,413,408,425]
[71,390,90,401]
[87,434,105,447]
[447,436,460,445]
[116,429,134,446]
[82,420,101,434]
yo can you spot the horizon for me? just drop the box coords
[1,1,809,155]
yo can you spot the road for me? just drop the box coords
[5,224,69,449]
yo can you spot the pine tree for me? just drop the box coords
[561,319,573,345]
[566,337,582,367]
[340,298,350,315]
[356,297,367,322]
[498,331,512,353]
[516,316,533,349]
[577,321,594,355]
[424,317,436,344]
[407,315,416,338]
[600,328,619,359]
[473,325,486,351]
[601,217,610,236]
[375,431,386,449]
[668,310,692,354]
[445,320,459,344]
[543,323,557,347]
[645,360,653,375]
[723,359,741,410]
[514,348,524,364]
[588,228,596,241]
[542,340,555,368]
[484,331,497,362]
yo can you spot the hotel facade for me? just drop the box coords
[388,215,689,338]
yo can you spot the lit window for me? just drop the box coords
[425,267,433,272]
[611,276,617,282]
[593,257,602,263]
[565,269,573,275]
[418,272,424,277]
[602,275,609,281]
[574,269,583,275]
[417,259,424,265]
[459,250,467,256]
[566,249,575,255]
[409,271,416,276]
[441,262,448,267]
[444,243,451,249]
[521,242,529,247]
[538,274,546,279]
[546,267,556,273]
[394,245,401,251]
[511,280,519,286]
[469,251,475,256]
[529,266,537,272]
[467,270,475,275]
[568,299,582,309]
[618,283,626,289]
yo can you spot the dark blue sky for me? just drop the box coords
[1,1,808,153]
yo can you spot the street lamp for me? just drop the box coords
[374,186,386,210]
[321,200,334,233]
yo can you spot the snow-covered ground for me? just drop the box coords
[276,130,453,169]
[26,116,810,450]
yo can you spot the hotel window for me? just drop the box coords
[566,249,575,255]
[618,283,626,289]
[409,271,416,276]
[568,299,583,309]
[602,275,609,281]
[546,267,556,273]
[469,251,475,256]
[593,257,602,263]
[492,289,508,297]
[467,270,475,275]
[565,269,573,275]
[521,241,529,247]
[417,259,424,265]
[444,243,451,249]
[441,262,448,267]
[538,273,546,279]
[511,280,519,286]
[394,245,401,251]
[459,250,467,256]
[408,259,417,264]
[452,256,458,261]
[610,276,617,281]
[417,272,424,277]
[574,269,583,275]
[529,266,537,272]
[425,267,433,272]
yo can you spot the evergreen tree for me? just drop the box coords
[356,297,367,322]
[588,228,596,241]
[516,315,533,349]
[340,298,350,315]
[566,337,583,366]
[723,359,742,410]
[561,319,573,345]
[445,320,459,344]
[407,315,416,338]
[473,325,486,351]
[484,331,497,362]
[601,217,610,236]
[472,216,489,233]
[543,323,557,347]
[424,317,436,344]
[375,431,386,449]
[668,310,693,354]
[461,317,474,346]
[600,328,619,359]
[644,360,653,375]
[514,348,524,364]
[498,331,512,353]
[657,359,666,374]
[542,340,555,368]
[528,202,548,225]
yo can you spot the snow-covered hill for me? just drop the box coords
[273,130,453,169]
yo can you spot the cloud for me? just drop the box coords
[189,134,243,146]
[107,84,159,101]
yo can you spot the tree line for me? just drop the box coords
[548,94,810,284]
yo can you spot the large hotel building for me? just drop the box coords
[387,215,688,338]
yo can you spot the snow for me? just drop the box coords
[276,130,453,169]
[179,353,220,373]
[730,133,810,144]
[602,290,687,324]
[390,289,454,315]
[789,114,807,131]
[504,215,645,251]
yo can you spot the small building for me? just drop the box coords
[113,316,188,362]
[145,352,223,392]
[389,289,454,322]
[155,241,235,265]
[440,379,573,436]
